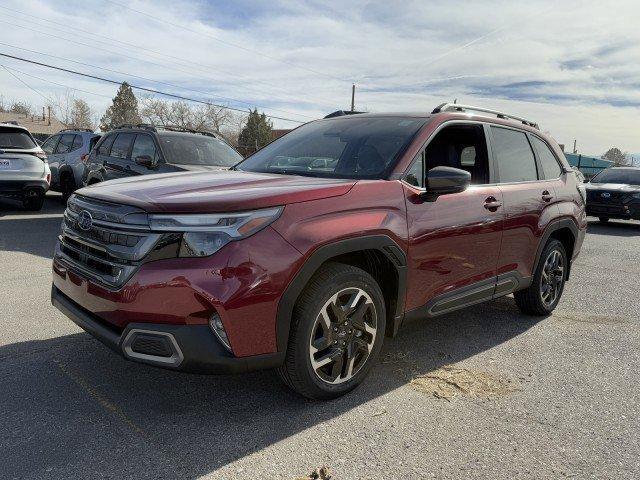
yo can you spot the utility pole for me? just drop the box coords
[350,84,355,112]
[572,139,577,154]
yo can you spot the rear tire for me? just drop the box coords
[277,263,386,400]
[598,217,609,224]
[514,239,567,316]
[61,174,76,203]
[22,190,45,211]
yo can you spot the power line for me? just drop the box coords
[0,64,56,105]
[0,36,314,121]
[104,0,352,84]
[0,52,306,124]
[0,5,339,109]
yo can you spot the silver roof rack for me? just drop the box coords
[431,103,539,129]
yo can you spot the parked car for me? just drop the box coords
[0,122,50,210]
[51,104,587,399]
[42,128,101,201]
[585,166,640,223]
[82,124,242,186]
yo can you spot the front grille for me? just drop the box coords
[588,190,624,203]
[56,195,163,289]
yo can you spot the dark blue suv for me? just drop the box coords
[83,124,242,185]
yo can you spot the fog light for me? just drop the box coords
[209,313,232,352]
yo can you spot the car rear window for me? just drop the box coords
[0,127,36,149]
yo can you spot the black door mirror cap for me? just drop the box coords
[422,166,471,201]
[135,155,156,169]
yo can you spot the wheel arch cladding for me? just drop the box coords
[537,219,578,280]
[276,235,407,352]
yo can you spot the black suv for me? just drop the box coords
[83,124,242,186]
[585,167,640,223]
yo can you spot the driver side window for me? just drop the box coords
[404,123,491,187]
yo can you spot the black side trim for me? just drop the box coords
[404,271,532,322]
[276,235,407,352]
[533,218,580,279]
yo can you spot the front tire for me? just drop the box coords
[277,263,386,400]
[61,175,76,203]
[514,239,567,316]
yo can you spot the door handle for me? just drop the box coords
[542,190,554,202]
[483,196,502,211]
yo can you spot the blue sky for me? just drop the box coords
[1,0,639,156]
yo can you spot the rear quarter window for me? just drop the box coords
[531,136,562,179]
[97,134,116,156]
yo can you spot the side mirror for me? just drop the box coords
[423,166,471,198]
[135,155,156,169]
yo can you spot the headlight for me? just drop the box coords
[148,207,283,257]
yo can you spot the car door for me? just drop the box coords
[103,133,135,181]
[403,121,505,316]
[489,125,559,281]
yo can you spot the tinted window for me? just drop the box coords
[531,136,562,179]
[89,136,101,151]
[55,134,75,154]
[131,134,157,161]
[0,127,36,149]
[71,135,83,152]
[41,135,59,154]
[110,133,135,159]
[491,127,538,182]
[97,134,115,155]
[237,117,426,179]
[591,168,640,186]
[159,134,241,167]
[404,155,424,188]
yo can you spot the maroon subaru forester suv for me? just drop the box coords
[52,104,587,399]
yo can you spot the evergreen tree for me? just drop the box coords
[100,82,141,130]
[237,108,273,156]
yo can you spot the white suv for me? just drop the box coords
[0,122,51,210]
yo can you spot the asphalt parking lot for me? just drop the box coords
[1,193,639,480]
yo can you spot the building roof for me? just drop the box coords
[0,111,66,136]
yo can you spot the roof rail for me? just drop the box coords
[113,123,157,132]
[431,103,539,129]
[324,110,365,119]
[1,120,19,126]
[59,127,94,133]
[159,125,218,138]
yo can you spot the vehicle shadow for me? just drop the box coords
[0,193,64,259]
[587,219,640,237]
[0,296,541,479]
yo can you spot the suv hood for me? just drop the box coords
[586,183,640,192]
[76,170,355,213]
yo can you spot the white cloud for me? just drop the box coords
[0,0,638,155]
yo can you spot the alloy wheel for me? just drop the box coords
[540,249,565,308]
[309,287,377,385]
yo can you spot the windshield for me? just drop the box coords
[236,116,427,179]
[159,134,242,167]
[591,168,640,186]
[0,127,36,149]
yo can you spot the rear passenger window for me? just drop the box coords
[71,135,83,152]
[131,134,156,161]
[55,134,75,154]
[97,135,115,155]
[110,133,135,159]
[531,136,562,179]
[491,127,538,183]
[41,135,59,154]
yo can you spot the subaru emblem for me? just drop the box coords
[601,192,611,198]
[77,210,93,231]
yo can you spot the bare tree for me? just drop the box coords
[602,147,630,166]
[9,100,33,116]
[140,97,237,135]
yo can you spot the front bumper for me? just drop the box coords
[586,201,640,219]
[52,285,284,374]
